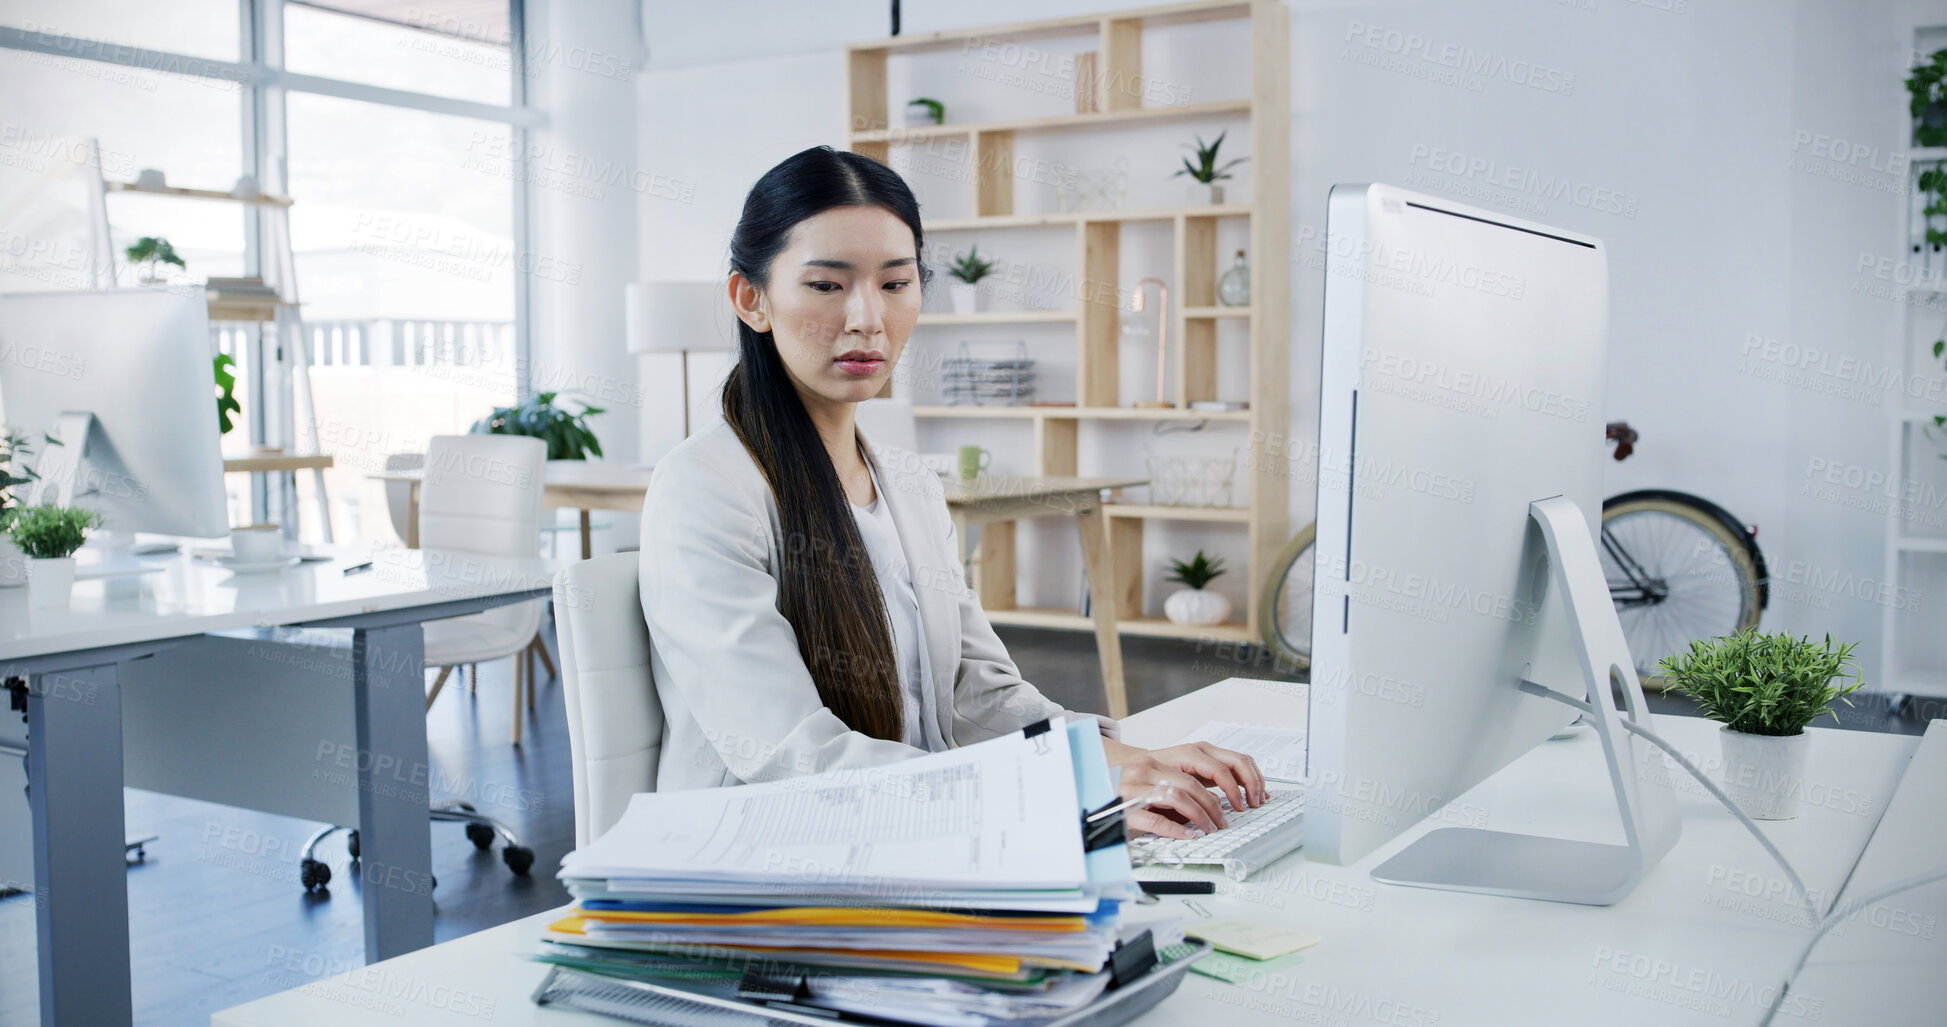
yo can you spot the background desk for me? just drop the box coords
[213,677,1942,1026]
[0,542,557,1027]
[371,462,655,560]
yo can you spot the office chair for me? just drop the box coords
[553,552,664,847]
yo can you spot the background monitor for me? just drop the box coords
[1305,184,1615,868]
[0,287,229,539]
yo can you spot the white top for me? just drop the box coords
[850,453,949,752]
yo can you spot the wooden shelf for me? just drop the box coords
[1183,305,1250,318]
[1895,537,1947,553]
[1105,504,1250,522]
[849,1,1250,55]
[912,405,1251,422]
[223,454,333,474]
[106,181,293,207]
[986,606,1255,642]
[851,98,1250,144]
[916,310,1075,325]
[925,204,1251,232]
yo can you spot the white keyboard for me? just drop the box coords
[1129,787,1304,881]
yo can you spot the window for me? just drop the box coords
[284,2,512,105]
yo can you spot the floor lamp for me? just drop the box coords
[625,281,734,438]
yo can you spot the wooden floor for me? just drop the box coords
[0,625,1928,1025]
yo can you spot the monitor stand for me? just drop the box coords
[1369,496,1682,906]
[25,411,97,508]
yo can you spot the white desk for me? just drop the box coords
[0,539,559,1027]
[212,677,1936,1027]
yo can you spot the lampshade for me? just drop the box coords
[625,281,733,355]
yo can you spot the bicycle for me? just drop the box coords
[1259,422,1769,687]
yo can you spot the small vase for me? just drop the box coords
[950,281,981,315]
[0,534,26,587]
[1718,726,1811,820]
[1217,249,1251,306]
[1164,587,1231,626]
[28,556,75,609]
[1186,182,1224,206]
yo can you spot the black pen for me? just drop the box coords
[342,561,374,575]
[1139,880,1216,895]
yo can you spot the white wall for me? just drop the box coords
[635,0,1947,680]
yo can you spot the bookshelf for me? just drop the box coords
[844,0,1290,651]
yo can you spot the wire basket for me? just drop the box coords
[942,339,1036,405]
[1144,446,1240,507]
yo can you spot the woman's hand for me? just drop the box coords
[1100,738,1268,840]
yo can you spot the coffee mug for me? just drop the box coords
[956,445,991,480]
[230,524,284,563]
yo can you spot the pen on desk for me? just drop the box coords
[1139,880,1216,895]
[342,561,374,575]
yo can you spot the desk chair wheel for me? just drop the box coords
[466,822,495,849]
[300,858,331,892]
[347,829,359,860]
[503,845,535,875]
[430,801,533,877]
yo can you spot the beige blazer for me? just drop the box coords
[639,416,1116,791]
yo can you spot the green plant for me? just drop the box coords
[213,353,241,435]
[1172,130,1247,184]
[1657,629,1866,737]
[1907,49,1947,454]
[906,97,945,122]
[948,245,997,285]
[1165,550,1227,591]
[1,427,38,526]
[124,236,185,280]
[471,391,605,460]
[6,504,103,560]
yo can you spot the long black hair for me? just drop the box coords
[722,145,933,741]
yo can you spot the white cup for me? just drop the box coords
[230,524,284,563]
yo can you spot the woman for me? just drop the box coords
[638,145,1264,840]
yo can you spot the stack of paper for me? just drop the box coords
[534,718,1138,1025]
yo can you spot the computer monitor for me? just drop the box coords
[0,287,229,538]
[1304,184,1679,905]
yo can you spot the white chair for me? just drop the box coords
[419,434,549,745]
[381,451,423,545]
[554,552,663,846]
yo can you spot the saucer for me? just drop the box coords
[215,555,302,574]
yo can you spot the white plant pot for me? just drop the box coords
[1718,726,1811,820]
[949,281,981,315]
[1164,587,1232,626]
[0,533,26,587]
[1185,182,1225,205]
[902,102,942,127]
[28,556,75,609]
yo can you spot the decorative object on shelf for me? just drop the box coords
[903,97,944,127]
[1657,629,1866,820]
[134,167,166,189]
[472,392,605,460]
[0,427,37,587]
[1120,277,1171,408]
[1144,446,1239,508]
[956,444,991,481]
[1163,549,1231,626]
[1054,156,1129,213]
[213,353,241,436]
[7,503,103,609]
[1217,249,1251,307]
[947,245,998,314]
[625,281,736,438]
[1173,130,1247,205]
[1075,51,1098,113]
[230,173,260,199]
[942,340,1035,405]
[1904,48,1947,451]
[124,235,184,285]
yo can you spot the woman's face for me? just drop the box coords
[729,205,923,415]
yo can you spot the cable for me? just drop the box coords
[1757,866,1947,1026]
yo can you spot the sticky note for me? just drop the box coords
[1187,948,1306,983]
[1186,919,1321,960]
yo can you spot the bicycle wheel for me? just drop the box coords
[1258,523,1317,672]
[1600,491,1766,688]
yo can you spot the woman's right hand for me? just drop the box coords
[1113,755,1232,840]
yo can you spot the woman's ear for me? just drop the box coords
[728,272,770,333]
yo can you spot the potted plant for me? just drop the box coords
[903,97,945,128]
[1906,49,1947,452]
[472,391,605,460]
[1657,630,1866,820]
[124,235,185,285]
[1173,130,1247,205]
[0,427,37,587]
[947,245,997,315]
[214,353,242,435]
[1163,549,1231,626]
[7,503,104,609]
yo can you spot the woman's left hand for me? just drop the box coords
[1101,738,1268,815]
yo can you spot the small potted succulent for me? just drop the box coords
[7,503,104,609]
[903,97,945,128]
[0,427,36,587]
[1173,130,1247,205]
[1163,549,1231,626]
[947,245,997,315]
[1658,630,1866,820]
